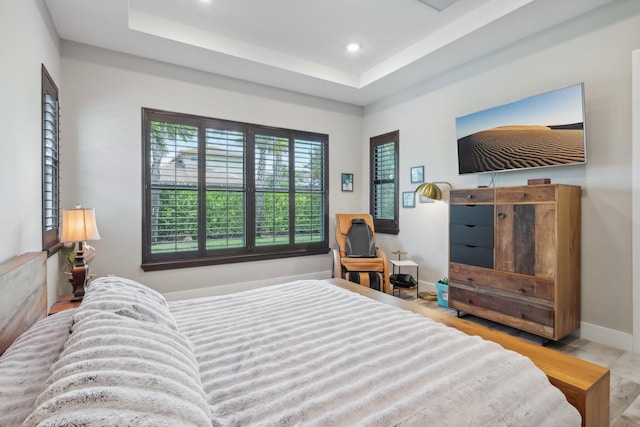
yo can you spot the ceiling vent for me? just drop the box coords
[417,0,458,12]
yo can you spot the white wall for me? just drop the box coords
[59,42,364,295]
[0,0,61,306]
[364,5,640,349]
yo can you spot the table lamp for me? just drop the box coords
[60,204,101,301]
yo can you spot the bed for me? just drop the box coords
[0,252,609,426]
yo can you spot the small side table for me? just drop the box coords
[390,259,419,298]
[48,294,81,315]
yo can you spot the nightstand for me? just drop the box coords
[390,259,419,298]
[48,294,81,315]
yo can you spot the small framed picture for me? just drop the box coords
[402,191,415,208]
[341,173,353,192]
[410,166,424,184]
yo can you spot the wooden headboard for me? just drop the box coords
[0,251,47,355]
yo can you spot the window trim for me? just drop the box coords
[141,108,329,271]
[369,130,399,235]
[41,64,61,255]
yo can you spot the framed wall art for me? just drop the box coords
[402,191,415,208]
[341,173,353,192]
[410,166,424,184]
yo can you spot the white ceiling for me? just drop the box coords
[44,0,619,106]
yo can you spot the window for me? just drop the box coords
[42,65,60,253]
[142,109,329,270]
[369,131,399,234]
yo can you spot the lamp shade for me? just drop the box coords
[414,181,453,201]
[60,206,101,243]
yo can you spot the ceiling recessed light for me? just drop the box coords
[346,43,361,53]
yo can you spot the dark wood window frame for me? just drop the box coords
[141,108,329,271]
[42,64,61,254]
[369,130,399,234]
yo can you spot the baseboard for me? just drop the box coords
[579,321,633,352]
[418,280,437,292]
[163,271,331,301]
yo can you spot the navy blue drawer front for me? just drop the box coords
[450,244,494,269]
[450,204,494,226]
[450,223,494,248]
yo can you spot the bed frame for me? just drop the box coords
[0,253,609,427]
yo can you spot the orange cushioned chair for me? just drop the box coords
[332,213,391,294]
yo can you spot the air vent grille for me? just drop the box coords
[417,0,458,12]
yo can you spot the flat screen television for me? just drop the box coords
[455,83,586,175]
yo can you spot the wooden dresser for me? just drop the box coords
[448,184,581,341]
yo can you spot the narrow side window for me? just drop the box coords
[370,131,399,234]
[42,65,60,253]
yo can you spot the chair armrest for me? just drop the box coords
[332,249,342,279]
[375,248,391,294]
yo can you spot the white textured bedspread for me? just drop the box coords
[0,310,75,426]
[169,279,581,427]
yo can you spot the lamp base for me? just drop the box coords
[70,294,84,303]
[69,250,89,302]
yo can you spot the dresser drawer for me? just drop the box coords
[449,282,553,327]
[450,204,494,226]
[450,188,495,204]
[450,224,493,248]
[496,185,556,203]
[449,263,554,300]
[450,245,493,269]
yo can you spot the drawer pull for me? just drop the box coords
[466,277,473,282]
[466,194,473,199]
[464,224,476,228]
[466,298,472,304]
[518,313,525,319]
[520,192,527,198]
[497,212,506,219]
[518,288,525,293]
[464,244,477,248]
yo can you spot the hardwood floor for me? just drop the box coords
[394,287,640,426]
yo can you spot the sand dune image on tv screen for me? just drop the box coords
[457,125,585,174]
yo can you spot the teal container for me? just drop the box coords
[436,281,449,308]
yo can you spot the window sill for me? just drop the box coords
[141,247,330,271]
